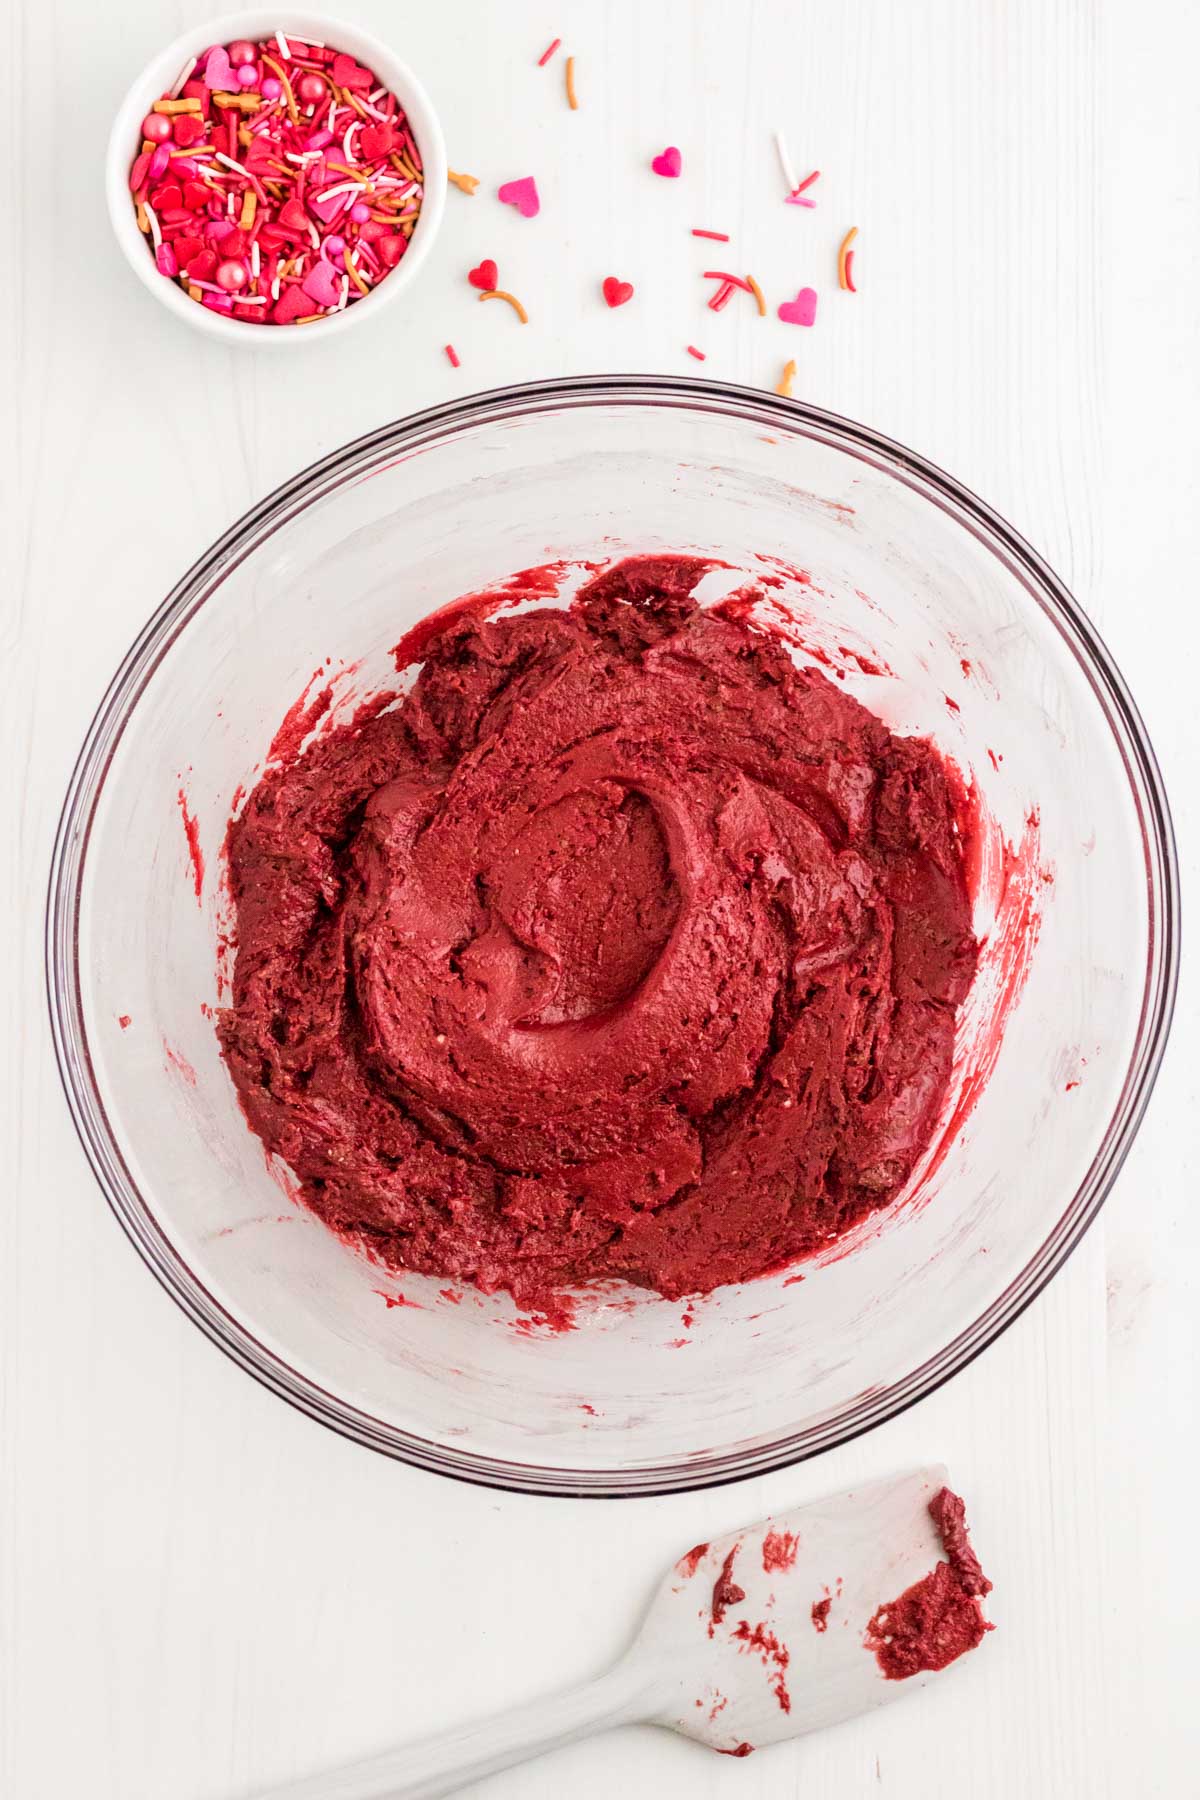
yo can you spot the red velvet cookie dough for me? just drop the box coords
[218,557,978,1308]
[865,1486,994,1679]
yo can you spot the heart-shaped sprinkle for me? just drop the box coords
[203,46,234,91]
[359,123,395,161]
[469,259,498,290]
[651,145,682,178]
[602,276,634,308]
[172,113,205,148]
[272,283,312,324]
[497,176,540,218]
[277,198,310,236]
[302,260,342,308]
[185,247,217,282]
[777,287,818,326]
[378,235,406,268]
[309,188,348,226]
[331,53,374,92]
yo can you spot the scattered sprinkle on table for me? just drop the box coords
[127,33,424,325]
[775,358,797,396]
[686,344,706,360]
[651,145,683,177]
[444,342,460,366]
[745,272,767,316]
[468,257,499,289]
[838,226,859,291]
[691,228,730,241]
[479,287,529,322]
[537,36,561,66]
[448,168,479,194]
[774,130,799,194]
[602,275,634,307]
[708,280,735,312]
[565,55,579,109]
[498,176,540,217]
[778,287,818,326]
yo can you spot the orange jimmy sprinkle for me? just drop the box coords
[343,247,370,296]
[565,55,579,110]
[838,226,859,291]
[479,288,529,323]
[775,359,797,397]
[745,273,767,317]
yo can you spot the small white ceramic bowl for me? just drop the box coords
[105,9,447,347]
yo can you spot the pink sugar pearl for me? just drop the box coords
[216,258,249,292]
[350,202,370,223]
[236,65,259,89]
[228,39,256,66]
[324,233,347,259]
[261,77,282,99]
[297,74,325,104]
[141,112,172,143]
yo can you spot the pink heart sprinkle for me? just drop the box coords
[777,287,819,327]
[310,189,349,226]
[203,47,234,91]
[651,146,682,178]
[497,177,540,218]
[302,261,342,308]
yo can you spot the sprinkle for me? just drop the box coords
[775,359,797,396]
[153,97,203,115]
[703,270,753,292]
[774,130,798,195]
[838,226,859,291]
[538,37,561,65]
[445,343,461,366]
[448,168,479,195]
[344,245,370,294]
[691,228,730,241]
[565,55,579,110]
[143,200,162,248]
[792,169,820,195]
[479,288,529,323]
[686,345,706,360]
[276,31,292,57]
[708,280,735,312]
[745,273,767,316]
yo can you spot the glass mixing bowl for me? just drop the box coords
[47,377,1178,1496]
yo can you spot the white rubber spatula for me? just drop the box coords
[249,1465,988,1800]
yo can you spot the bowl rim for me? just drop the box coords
[104,8,447,348]
[45,375,1181,1497]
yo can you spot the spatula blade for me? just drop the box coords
[635,1465,990,1756]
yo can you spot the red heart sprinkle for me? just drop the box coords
[602,276,634,308]
[182,181,210,212]
[359,123,394,161]
[181,81,211,116]
[378,235,407,269]
[272,283,313,325]
[172,113,205,148]
[468,259,498,290]
[331,53,373,92]
[220,228,247,257]
[174,235,204,270]
[149,182,182,212]
[277,199,309,236]
[186,248,217,282]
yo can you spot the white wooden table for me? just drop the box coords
[3,2,1197,1795]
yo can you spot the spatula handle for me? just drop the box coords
[245,1660,653,1800]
